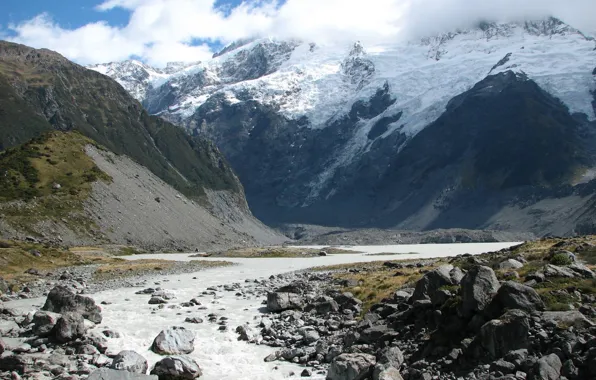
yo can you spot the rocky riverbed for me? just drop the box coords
[5,239,594,380]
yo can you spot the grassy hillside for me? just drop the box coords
[0,131,112,235]
[0,41,241,200]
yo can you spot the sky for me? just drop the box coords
[0,0,595,67]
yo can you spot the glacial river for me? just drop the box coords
[7,242,518,380]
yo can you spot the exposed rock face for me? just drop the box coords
[411,265,462,305]
[53,313,86,343]
[110,351,149,374]
[490,281,545,315]
[151,327,195,355]
[327,353,376,380]
[32,311,61,337]
[88,368,157,380]
[267,292,304,312]
[479,309,531,359]
[150,356,202,380]
[531,354,562,380]
[42,286,102,324]
[459,266,500,317]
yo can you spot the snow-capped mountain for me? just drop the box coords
[89,18,596,236]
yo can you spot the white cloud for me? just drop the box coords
[2,0,595,66]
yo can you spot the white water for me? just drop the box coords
[6,242,518,379]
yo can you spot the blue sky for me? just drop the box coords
[1,0,594,67]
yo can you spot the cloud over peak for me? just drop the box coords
[3,0,595,67]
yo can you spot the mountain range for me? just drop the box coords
[0,40,283,249]
[88,18,596,237]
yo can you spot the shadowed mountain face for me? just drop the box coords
[0,41,241,200]
[189,71,596,236]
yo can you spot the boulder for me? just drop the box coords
[275,281,311,294]
[411,265,461,305]
[148,297,168,305]
[541,311,595,328]
[327,353,376,380]
[267,292,304,312]
[88,368,157,380]
[568,263,596,279]
[491,281,545,314]
[372,366,403,380]
[32,311,61,337]
[53,313,86,343]
[377,347,404,370]
[151,327,195,355]
[298,327,320,344]
[111,351,149,374]
[498,259,524,270]
[42,286,102,323]
[460,266,500,317]
[235,325,260,343]
[531,354,562,380]
[543,265,575,278]
[479,309,530,359]
[334,292,363,313]
[150,356,202,380]
[152,291,175,300]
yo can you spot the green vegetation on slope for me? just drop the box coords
[0,131,111,235]
[0,41,241,201]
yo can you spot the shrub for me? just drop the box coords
[550,253,572,266]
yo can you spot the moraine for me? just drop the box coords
[4,243,517,380]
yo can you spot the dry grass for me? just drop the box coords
[93,259,233,280]
[312,260,441,314]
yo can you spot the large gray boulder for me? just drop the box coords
[372,366,403,380]
[32,310,61,337]
[498,259,524,270]
[568,263,596,278]
[53,313,86,343]
[88,368,157,380]
[42,286,102,323]
[531,354,562,380]
[267,292,304,312]
[543,265,575,278]
[411,265,462,305]
[460,266,500,318]
[151,356,202,380]
[492,281,545,314]
[541,311,595,328]
[327,353,376,380]
[111,351,149,374]
[479,309,530,359]
[151,327,195,355]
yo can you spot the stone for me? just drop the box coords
[568,263,596,279]
[150,356,202,380]
[88,368,157,380]
[42,286,102,323]
[298,327,320,344]
[490,359,516,374]
[77,344,100,355]
[236,325,260,343]
[492,281,545,314]
[267,292,304,312]
[301,368,312,377]
[151,327,195,355]
[541,311,595,328]
[543,265,575,278]
[54,313,86,343]
[152,290,175,300]
[372,365,403,380]
[531,354,561,380]
[334,293,363,313]
[377,347,404,370]
[184,317,203,324]
[327,353,376,380]
[33,311,61,337]
[460,266,500,317]
[479,309,530,359]
[111,351,149,374]
[411,265,461,305]
[275,281,311,294]
[148,297,168,305]
[0,320,20,336]
[498,259,524,270]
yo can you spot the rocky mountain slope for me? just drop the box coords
[0,41,283,249]
[91,18,596,236]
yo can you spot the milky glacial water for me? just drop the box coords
[6,242,519,380]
